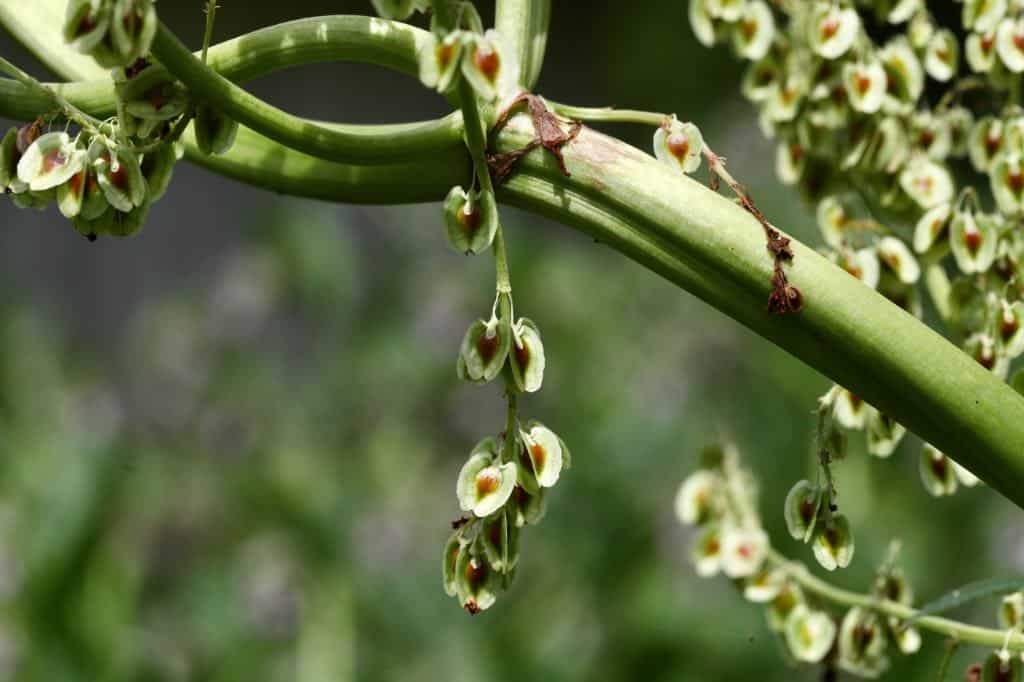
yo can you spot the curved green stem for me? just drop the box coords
[495,0,550,90]
[149,17,462,165]
[767,549,1024,652]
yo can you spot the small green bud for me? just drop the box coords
[17,132,87,192]
[509,484,546,527]
[140,143,176,203]
[456,438,517,518]
[653,117,704,174]
[194,104,239,156]
[812,515,854,571]
[109,0,157,65]
[719,525,768,578]
[122,71,188,121]
[481,508,519,573]
[784,479,822,543]
[509,318,545,393]
[982,651,1022,682]
[442,530,467,597]
[919,444,959,496]
[923,29,959,82]
[443,185,499,255]
[730,1,774,61]
[675,469,722,526]
[998,16,1024,73]
[807,3,859,60]
[950,208,999,274]
[838,608,889,677]
[999,592,1024,629]
[784,605,837,664]
[519,421,564,489]
[457,314,511,384]
[64,0,110,54]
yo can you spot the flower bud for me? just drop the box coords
[692,524,723,577]
[17,132,87,192]
[731,1,774,61]
[676,469,722,526]
[923,29,959,82]
[808,3,859,60]
[719,525,768,578]
[784,479,822,542]
[785,605,837,663]
[194,104,239,156]
[812,514,854,571]
[457,313,511,384]
[456,438,517,517]
[455,551,499,613]
[964,0,1007,33]
[866,407,906,458]
[653,118,704,174]
[919,444,959,496]
[519,421,564,489]
[509,318,545,393]
[877,236,921,284]
[843,60,886,114]
[950,208,998,274]
[982,651,1021,682]
[899,156,954,209]
[443,185,498,255]
[998,16,1024,73]
[913,202,951,254]
[64,0,110,54]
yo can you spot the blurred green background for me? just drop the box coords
[0,2,1021,681]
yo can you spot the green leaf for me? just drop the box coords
[903,577,1024,628]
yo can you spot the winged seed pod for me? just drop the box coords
[998,16,1024,73]
[719,525,768,578]
[923,29,959,82]
[982,651,1022,682]
[419,30,466,93]
[92,145,147,212]
[784,605,837,663]
[807,3,860,60]
[509,318,545,393]
[692,523,723,577]
[442,530,468,597]
[675,469,722,526]
[950,207,999,274]
[457,313,511,384]
[784,479,822,542]
[653,117,704,174]
[865,407,906,457]
[812,514,854,571]
[456,438,517,518]
[1000,592,1024,629]
[64,0,110,53]
[480,508,519,573]
[838,608,890,678]
[843,60,887,114]
[443,185,499,255]
[455,551,500,613]
[460,30,519,102]
[16,132,86,192]
[919,444,960,496]
[743,567,785,603]
[518,422,563,489]
[370,0,428,20]
[730,1,774,61]
[964,0,1007,33]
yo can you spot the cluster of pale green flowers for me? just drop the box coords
[64,0,157,69]
[3,2,239,239]
[676,445,922,678]
[962,591,1024,680]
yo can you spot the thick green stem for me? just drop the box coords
[767,549,1024,652]
[495,0,550,89]
[149,18,462,165]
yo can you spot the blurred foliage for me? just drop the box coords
[0,1,1022,681]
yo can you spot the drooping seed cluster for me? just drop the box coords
[3,2,239,239]
[676,445,923,678]
[384,2,572,614]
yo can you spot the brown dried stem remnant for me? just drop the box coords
[488,93,582,185]
[703,146,803,315]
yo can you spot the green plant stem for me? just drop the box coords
[935,640,959,682]
[201,1,218,64]
[0,56,102,131]
[767,549,1024,652]
[549,103,666,127]
[149,18,463,165]
[495,0,550,90]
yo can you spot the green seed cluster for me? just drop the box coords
[676,445,919,677]
[64,0,157,69]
